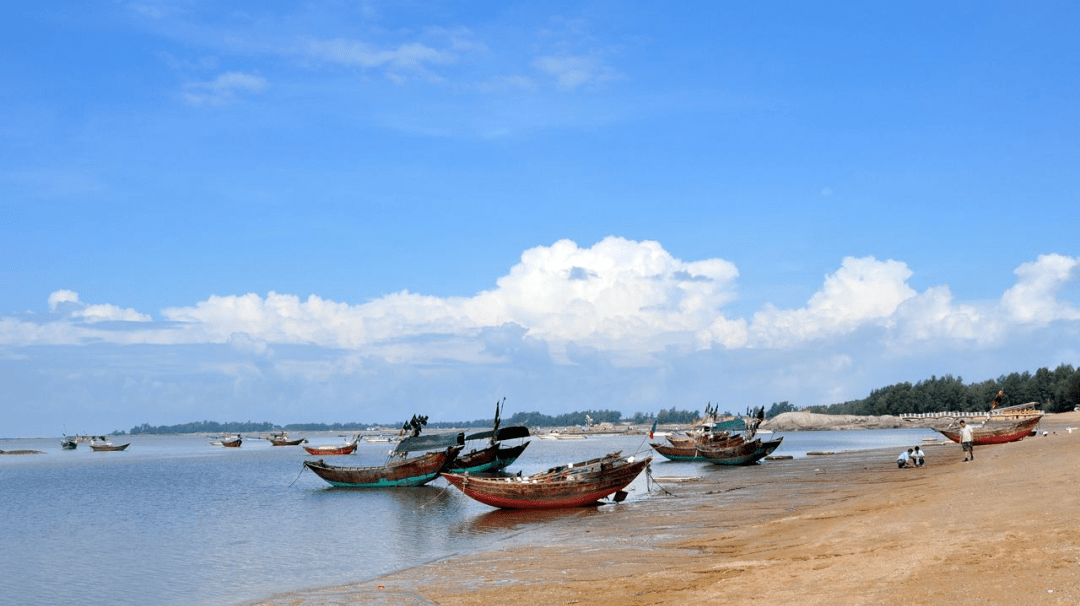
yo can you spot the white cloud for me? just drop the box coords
[748,257,917,348]
[183,71,267,106]
[7,247,1080,374]
[1000,254,1080,324]
[532,54,620,91]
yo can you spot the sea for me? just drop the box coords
[0,428,937,606]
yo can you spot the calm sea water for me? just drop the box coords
[0,428,936,605]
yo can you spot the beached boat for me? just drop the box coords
[651,433,745,462]
[303,432,464,487]
[700,436,784,466]
[442,452,652,509]
[302,437,359,455]
[267,432,307,446]
[89,438,130,452]
[935,415,1042,446]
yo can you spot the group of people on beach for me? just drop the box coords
[896,445,925,468]
[898,418,976,468]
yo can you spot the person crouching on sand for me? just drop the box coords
[897,448,914,468]
[912,445,924,467]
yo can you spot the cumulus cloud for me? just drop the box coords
[748,257,918,348]
[183,71,267,106]
[1000,254,1080,324]
[6,246,1080,372]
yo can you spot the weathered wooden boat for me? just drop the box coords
[303,434,464,487]
[451,430,530,473]
[267,432,307,446]
[449,400,531,474]
[89,439,130,452]
[700,436,784,466]
[935,415,1043,445]
[652,433,744,462]
[302,438,359,455]
[210,434,243,448]
[442,452,652,509]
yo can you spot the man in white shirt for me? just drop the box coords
[897,449,913,468]
[960,420,975,462]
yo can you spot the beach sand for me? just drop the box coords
[251,412,1080,606]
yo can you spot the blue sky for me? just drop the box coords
[3,1,1079,437]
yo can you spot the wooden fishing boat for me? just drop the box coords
[935,415,1042,445]
[303,444,463,488]
[651,433,744,462]
[89,439,130,452]
[700,436,784,466]
[302,438,358,455]
[210,434,243,448]
[449,400,531,474]
[442,452,652,509]
[61,436,78,450]
[267,432,307,446]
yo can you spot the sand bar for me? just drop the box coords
[251,412,1080,606]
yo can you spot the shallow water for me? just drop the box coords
[0,428,936,605]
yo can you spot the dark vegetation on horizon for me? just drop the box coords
[118,364,1080,435]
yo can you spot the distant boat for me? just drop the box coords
[303,433,464,487]
[61,436,78,450]
[302,436,359,455]
[934,415,1043,446]
[211,434,242,448]
[442,452,652,509]
[267,432,307,446]
[89,438,130,452]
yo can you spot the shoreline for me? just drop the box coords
[251,412,1080,605]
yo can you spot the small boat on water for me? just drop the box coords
[302,436,359,455]
[442,452,652,510]
[449,399,531,474]
[210,434,243,448]
[90,437,130,452]
[934,414,1043,446]
[61,435,78,450]
[303,432,464,488]
[267,432,307,446]
[700,436,784,466]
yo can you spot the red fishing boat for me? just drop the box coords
[935,414,1042,445]
[442,452,651,509]
[302,437,359,455]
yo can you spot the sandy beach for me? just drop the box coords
[252,412,1080,606]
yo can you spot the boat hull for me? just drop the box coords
[701,437,783,466]
[935,416,1042,445]
[303,447,461,488]
[651,435,745,462]
[302,442,358,455]
[443,455,651,509]
[90,443,130,452]
[450,442,529,474]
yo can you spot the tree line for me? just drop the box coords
[120,364,1080,434]
[805,364,1080,416]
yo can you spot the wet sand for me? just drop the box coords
[251,412,1080,606]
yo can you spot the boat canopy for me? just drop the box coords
[393,432,465,454]
[464,425,531,443]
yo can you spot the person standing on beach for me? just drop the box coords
[960,420,974,462]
